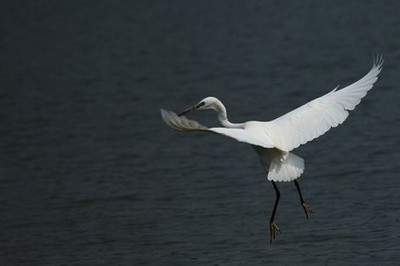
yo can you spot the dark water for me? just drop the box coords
[1,1,399,265]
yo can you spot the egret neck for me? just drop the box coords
[211,98,244,128]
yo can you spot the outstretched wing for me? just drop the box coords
[160,109,274,148]
[262,56,384,151]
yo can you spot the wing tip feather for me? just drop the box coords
[161,108,208,131]
[372,53,384,70]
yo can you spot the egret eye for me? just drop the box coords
[197,101,205,108]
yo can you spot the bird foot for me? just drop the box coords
[302,202,312,219]
[269,221,280,243]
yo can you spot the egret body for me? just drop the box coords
[161,56,384,242]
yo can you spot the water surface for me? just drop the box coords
[0,1,399,265]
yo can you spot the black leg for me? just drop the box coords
[294,180,312,219]
[269,181,280,243]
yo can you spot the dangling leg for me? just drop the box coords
[294,180,312,219]
[269,181,280,243]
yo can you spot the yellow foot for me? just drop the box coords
[302,202,312,219]
[269,221,280,243]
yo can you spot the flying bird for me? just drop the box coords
[161,56,384,242]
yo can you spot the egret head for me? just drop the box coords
[178,96,221,116]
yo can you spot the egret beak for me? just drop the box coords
[178,105,197,116]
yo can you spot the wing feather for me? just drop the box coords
[160,109,274,148]
[209,127,274,148]
[161,109,208,131]
[262,56,383,151]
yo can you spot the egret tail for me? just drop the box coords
[254,147,305,182]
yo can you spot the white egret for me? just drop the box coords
[161,56,384,242]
